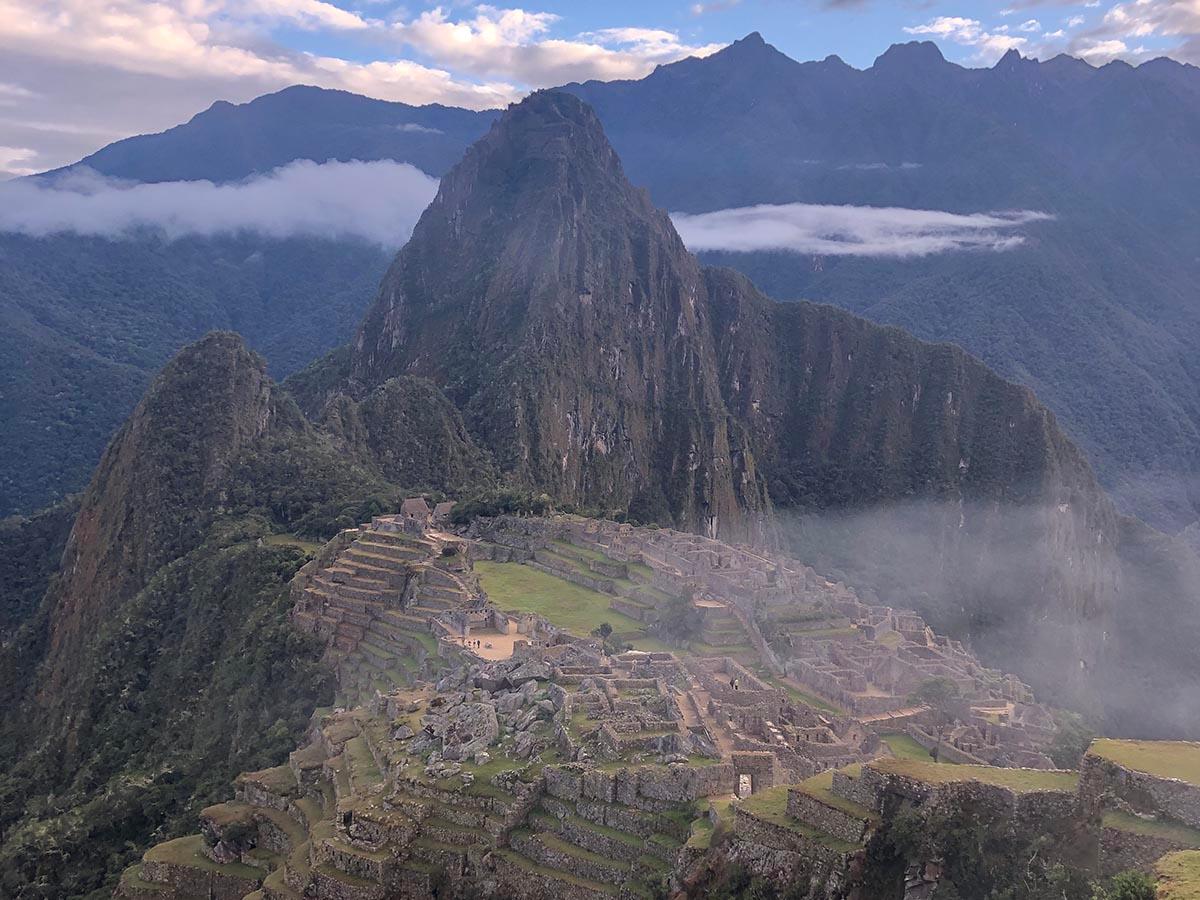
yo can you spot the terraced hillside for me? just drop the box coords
[290,520,480,705]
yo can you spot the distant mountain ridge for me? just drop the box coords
[4,34,1200,537]
[48,85,496,183]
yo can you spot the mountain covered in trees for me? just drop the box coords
[3,86,1199,899]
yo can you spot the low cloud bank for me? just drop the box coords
[671,202,1052,257]
[0,159,439,245]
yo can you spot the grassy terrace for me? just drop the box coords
[475,560,649,640]
[238,764,297,796]
[1159,851,1200,900]
[870,759,1078,793]
[144,835,262,878]
[794,770,878,822]
[686,815,715,850]
[736,786,860,851]
[1089,739,1200,786]
[1103,810,1200,847]
[881,733,937,762]
[263,533,323,554]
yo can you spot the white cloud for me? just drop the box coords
[1075,38,1132,60]
[0,81,33,105]
[904,16,1028,61]
[389,8,722,86]
[0,159,438,244]
[0,0,517,109]
[0,1,724,171]
[671,202,1052,257]
[0,144,36,177]
[242,0,373,30]
[908,1,1199,65]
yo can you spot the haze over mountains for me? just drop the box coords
[3,33,1200,538]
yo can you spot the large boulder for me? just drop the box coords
[441,702,499,759]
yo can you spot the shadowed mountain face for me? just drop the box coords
[347,91,1150,721]
[350,91,771,541]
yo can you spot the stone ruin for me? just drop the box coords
[121,505,1169,900]
[472,514,1058,771]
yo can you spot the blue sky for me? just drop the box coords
[273,0,1190,70]
[0,0,1196,176]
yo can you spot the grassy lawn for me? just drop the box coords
[1158,851,1200,900]
[345,736,383,788]
[553,540,618,565]
[796,627,858,639]
[475,561,645,638]
[1089,739,1200,786]
[870,759,1078,793]
[881,733,936,762]
[626,635,674,652]
[1103,810,1200,847]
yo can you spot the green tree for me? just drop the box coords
[910,677,961,762]
[1092,870,1156,900]
[1048,711,1095,769]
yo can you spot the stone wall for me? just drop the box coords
[138,859,258,900]
[486,848,612,900]
[1080,752,1200,829]
[1099,824,1195,877]
[730,808,855,881]
[544,762,736,810]
[904,726,988,765]
[786,791,871,845]
[832,771,879,813]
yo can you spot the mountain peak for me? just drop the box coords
[430,89,631,217]
[993,47,1028,71]
[493,89,609,157]
[702,30,794,70]
[872,40,947,71]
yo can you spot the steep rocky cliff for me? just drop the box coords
[350,91,771,541]
[39,334,280,699]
